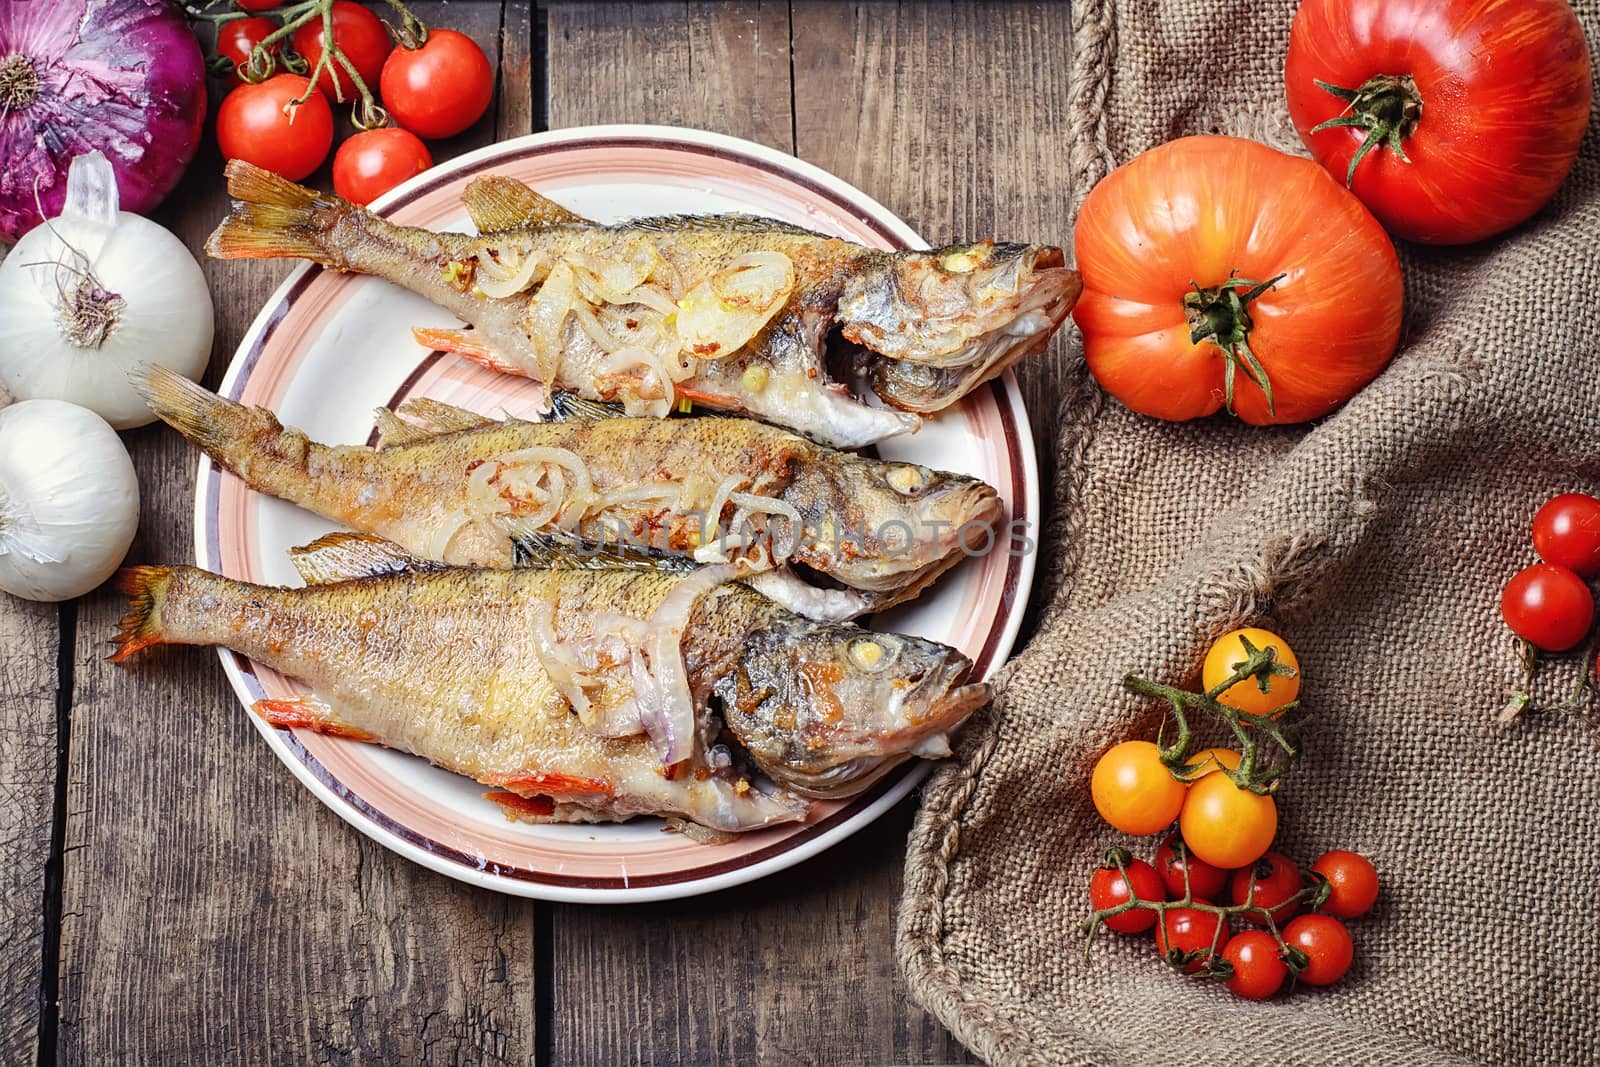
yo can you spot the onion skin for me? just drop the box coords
[0,0,206,242]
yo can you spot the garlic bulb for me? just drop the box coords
[0,152,213,429]
[0,399,139,602]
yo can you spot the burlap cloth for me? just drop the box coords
[897,2,1600,1064]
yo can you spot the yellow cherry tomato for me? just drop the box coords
[1202,627,1300,717]
[1091,740,1186,835]
[1179,772,1278,869]
[1183,747,1242,780]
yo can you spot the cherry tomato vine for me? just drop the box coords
[1123,631,1309,795]
[188,0,427,128]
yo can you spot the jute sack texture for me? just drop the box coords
[898,1,1600,1064]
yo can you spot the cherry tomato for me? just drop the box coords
[1155,903,1230,973]
[1283,913,1354,986]
[1286,0,1592,245]
[332,127,432,205]
[1182,747,1241,781]
[1202,627,1300,717]
[1089,857,1167,934]
[1533,493,1600,578]
[1230,851,1301,926]
[292,0,392,103]
[217,16,280,83]
[1311,850,1380,919]
[1154,834,1228,901]
[1221,930,1288,1000]
[1090,740,1186,836]
[215,74,333,181]
[233,0,280,10]
[1072,136,1402,426]
[1179,773,1277,870]
[1501,563,1594,653]
[381,28,493,139]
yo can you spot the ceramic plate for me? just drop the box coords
[198,125,1038,902]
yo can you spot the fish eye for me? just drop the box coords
[939,247,983,274]
[847,638,892,671]
[886,465,931,495]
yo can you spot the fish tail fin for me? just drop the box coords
[206,160,349,264]
[129,362,283,474]
[111,566,177,662]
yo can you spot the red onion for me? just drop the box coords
[0,0,205,242]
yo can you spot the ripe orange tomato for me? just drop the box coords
[1073,136,1403,425]
[1090,740,1186,836]
[1286,0,1592,245]
[1202,628,1300,717]
[1182,747,1241,781]
[1179,773,1277,869]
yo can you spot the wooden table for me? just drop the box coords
[2,3,1073,1061]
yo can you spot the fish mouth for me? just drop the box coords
[822,483,1004,609]
[769,671,991,800]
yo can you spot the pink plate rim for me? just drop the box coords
[195,124,1040,903]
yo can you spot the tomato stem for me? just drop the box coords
[1083,843,1332,976]
[1183,272,1286,418]
[1311,74,1423,188]
[1125,635,1304,795]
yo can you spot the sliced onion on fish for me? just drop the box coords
[675,252,795,360]
[636,563,739,765]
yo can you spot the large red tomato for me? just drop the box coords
[1286,0,1592,245]
[1072,136,1404,425]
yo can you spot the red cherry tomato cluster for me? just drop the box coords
[208,1,494,203]
[1501,492,1600,654]
[1086,842,1378,1000]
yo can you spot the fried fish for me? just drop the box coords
[111,537,988,835]
[134,364,1003,616]
[205,161,1079,448]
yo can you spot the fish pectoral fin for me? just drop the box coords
[461,174,590,231]
[254,694,377,742]
[289,532,447,585]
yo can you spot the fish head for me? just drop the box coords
[837,242,1080,411]
[716,618,990,798]
[786,458,1004,595]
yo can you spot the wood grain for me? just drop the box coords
[542,3,978,1062]
[792,0,1078,543]
[546,2,795,151]
[0,597,58,1066]
[55,4,536,1064]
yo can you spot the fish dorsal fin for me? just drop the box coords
[395,397,499,433]
[619,213,826,238]
[372,399,499,448]
[372,408,439,448]
[290,532,446,584]
[462,175,589,232]
[510,529,696,574]
[547,392,625,421]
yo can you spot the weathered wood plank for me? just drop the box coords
[792,0,1077,553]
[546,2,794,150]
[541,3,969,1063]
[55,4,537,1064]
[0,597,57,1066]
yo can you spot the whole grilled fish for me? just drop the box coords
[134,364,1002,616]
[111,538,988,835]
[205,161,1079,448]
